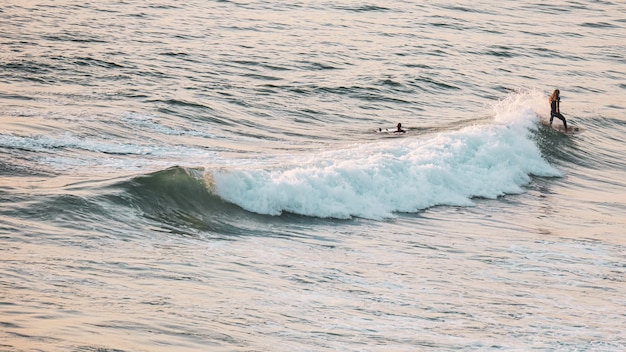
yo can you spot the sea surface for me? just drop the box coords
[1,1,625,351]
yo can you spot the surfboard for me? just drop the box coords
[552,125,584,134]
[541,121,584,134]
[376,127,406,134]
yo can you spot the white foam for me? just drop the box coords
[0,132,152,155]
[212,91,561,219]
[0,132,219,173]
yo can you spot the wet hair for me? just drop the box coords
[549,89,560,103]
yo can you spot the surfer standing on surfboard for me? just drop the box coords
[549,89,568,130]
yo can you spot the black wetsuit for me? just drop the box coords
[550,98,567,129]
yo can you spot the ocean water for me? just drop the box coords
[1,0,625,351]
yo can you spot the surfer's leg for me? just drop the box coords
[550,113,567,130]
[556,113,567,129]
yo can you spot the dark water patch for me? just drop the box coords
[42,33,107,44]
[254,83,282,95]
[441,5,491,14]
[304,61,342,70]
[378,79,403,87]
[158,51,189,57]
[483,45,524,58]
[333,5,391,13]
[426,15,470,31]
[354,91,414,105]
[524,3,570,14]
[403,63,433,69]
[317,85,359,96]
[222,96,252,109]
[482,28,504,35]
[91,5,121,14]
[242,72,282,81]
[260,63,291,72]
[128,12,149,18]
[424,48,450,57]
[579,21,619,29]
[151,98,215,111]
[223,58,292,73]
[492,85,517,94]
[429,21,464,30]
[299,108,324,117]
[0,321,21,329]
[518,29,544,37]
[412,76,461,92]
[0,158,45,177]
[135,68,170,80]
[146,4,181,10]
[530,46,561,57]
[572,85,606,94]
[561,31,585,38]
[1,60,54,75]
[115,89,150,99]
[0,92,35,101]
[73,57,126,69]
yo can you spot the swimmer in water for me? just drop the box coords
[378,123,406,133]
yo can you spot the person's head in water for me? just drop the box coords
[550,89,560,103]
[396,123,403,132]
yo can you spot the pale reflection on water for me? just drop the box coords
[3,199,625,351]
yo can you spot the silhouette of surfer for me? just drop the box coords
[378,123,406,133]
[549,89,568,130]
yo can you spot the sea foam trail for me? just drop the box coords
[211,92,561,219]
